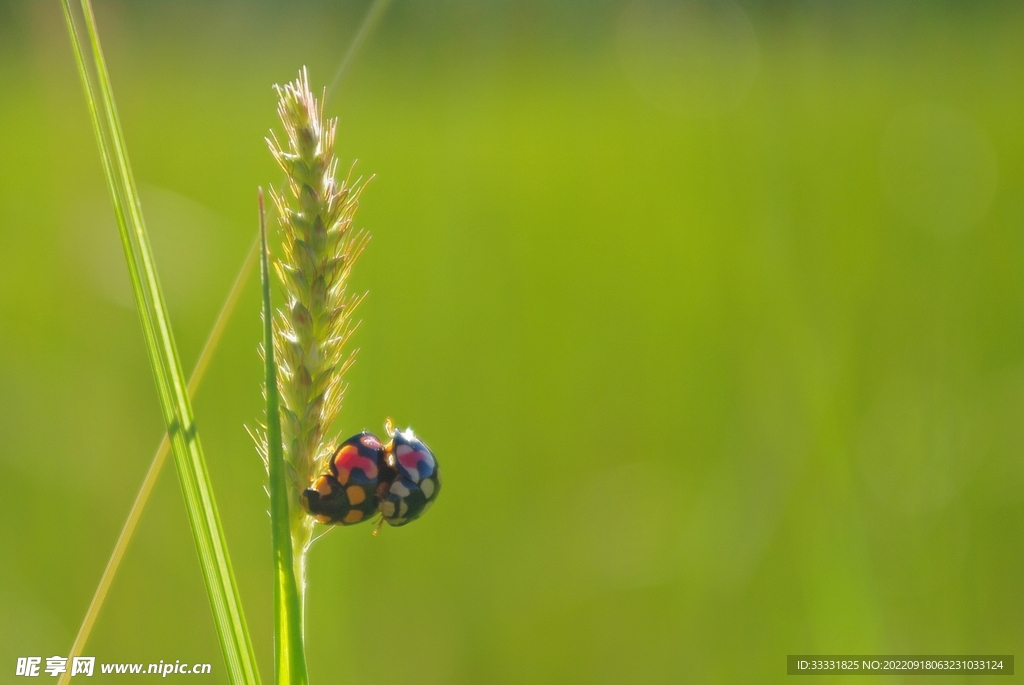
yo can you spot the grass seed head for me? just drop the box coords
[267,67,370,558]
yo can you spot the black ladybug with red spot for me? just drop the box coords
[301,431,383,525]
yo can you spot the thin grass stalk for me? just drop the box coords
[61,2,261,683]
[259,190,309,685]
[327,0,391,98]
[55,234,259,685]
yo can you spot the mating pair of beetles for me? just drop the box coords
[301,419,440,530]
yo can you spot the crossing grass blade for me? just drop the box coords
[259,189,308,685]
[61,1,262,683]
[55,234,259,685]
[327,0,391,98]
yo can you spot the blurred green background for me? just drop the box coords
[2,0,1024,682]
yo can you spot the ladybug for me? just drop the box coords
[377,421,441,527]
[301,431,383,525]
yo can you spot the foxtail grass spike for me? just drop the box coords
[267,67,371,591]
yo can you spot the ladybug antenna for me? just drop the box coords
[371,514,386,537]
[382,417,397,455]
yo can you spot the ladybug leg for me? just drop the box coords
[371,514,386,537]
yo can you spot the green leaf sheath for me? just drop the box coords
[61,2,262,683]
[261,190,309,685]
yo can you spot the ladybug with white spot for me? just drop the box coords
[302,431,383,525]
[377,418,441,527]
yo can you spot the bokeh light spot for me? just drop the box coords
[879,105,998,236]
[857,377,978,515]
[616,0,759,117]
